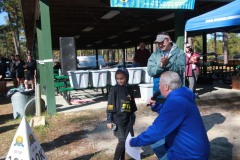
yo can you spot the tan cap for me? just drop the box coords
[186,43,191,48]
[154,35,169,43]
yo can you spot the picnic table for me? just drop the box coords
[54,74,73,105]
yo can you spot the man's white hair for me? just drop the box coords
[161,71,182,90]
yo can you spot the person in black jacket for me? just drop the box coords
[106,68,137,160]
[0,56,7,96]
[0,56,7,79]
[9,54,18,87]
[24,54,36,90]
[13,55,25,87]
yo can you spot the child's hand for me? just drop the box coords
[107,123,112,129]
[147,99,156,107]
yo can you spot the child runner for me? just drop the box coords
[106,67,137,160]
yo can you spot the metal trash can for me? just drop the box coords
[24,97,46,116]
[11,90,35,119]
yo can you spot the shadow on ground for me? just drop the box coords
[56,86,141,112]
[0,96,11,105]
[41,130,88,152]
[202,113,226,132]
[209,137,233,160]
[185,78,233,96]
[71,151,102,160]
[0,123,18,134]
[0,113,13,125]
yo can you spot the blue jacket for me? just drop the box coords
[130,87,210,160]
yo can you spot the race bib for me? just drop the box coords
[121,100,131,112]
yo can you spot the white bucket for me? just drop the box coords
[68,70,89,89]
[141,67,153,83]
[89,70,108,87]
[138,83,153,102]
[107,68,118,86]
[127,67,142,85]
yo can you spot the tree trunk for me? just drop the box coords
[187,37,192,45]
[13,36,19,55]
[112,50,115,62]
[106,49,110,62]
[8,14,20,55]
[223,32,228,65]
[214,33,217,54]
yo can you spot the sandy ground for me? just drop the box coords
[81,100,240,160]
[1,80,240,159]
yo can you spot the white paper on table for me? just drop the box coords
[125,132,141,160]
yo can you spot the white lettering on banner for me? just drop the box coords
[205,15,240,23]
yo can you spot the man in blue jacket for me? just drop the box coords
[147,31,186,158]
[130,71,210,160]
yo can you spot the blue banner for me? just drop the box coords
[110,0,195,10]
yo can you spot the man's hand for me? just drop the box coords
[160,57,169,67]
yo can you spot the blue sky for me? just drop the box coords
[0,12,7,25]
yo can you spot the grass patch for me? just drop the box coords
[69,115,95,123]
[90,151,113,160]
[197,97,240,108]
[32,124,49,140]
[68,110,106,124]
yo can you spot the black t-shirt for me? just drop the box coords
[14,60,25,75]
[107,85,137,126]
[26,60,36,75]
[0,59,7,78]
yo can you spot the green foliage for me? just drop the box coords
[192,36,203,53]
[207,38,223,54]
[228,33,240,57]
[52,50,60,61]
[0,0,25,57]
[191,33,240,58]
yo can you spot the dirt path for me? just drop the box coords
[1,81,240,159]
